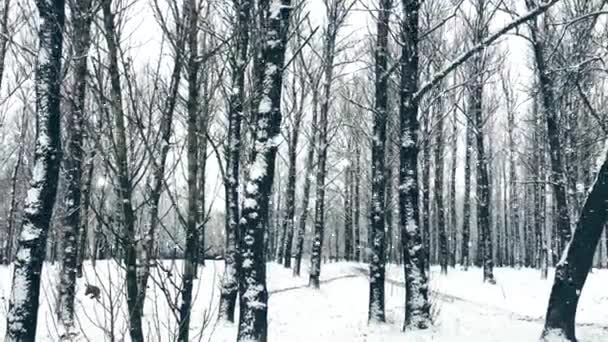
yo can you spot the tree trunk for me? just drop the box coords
[219,0,252,323]
[56,0,93,335]
[461,110,473,269]
[354,144,362,261]
[237,2,292,341]
[449,104,458,268]
[527,1,571,257]
[507,90,521,268]
[368,0,390,322]
[282,114,301,268]
[178,1,201,339]
[344,159,353,261]
[76,148,95,278]
[101,1,143,339]
[400,0,431,330]
[0,0,11,91]
[293,93,318,276]
[541,147,608,340]
[473,75,495,283]
[433,87,447,275]
[309,1,341,289]
[5,0,65,339]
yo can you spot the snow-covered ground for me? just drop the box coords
[0,261,607,341]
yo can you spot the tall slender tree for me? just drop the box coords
[5,0,65,339]
[178,0,201,339]
[309,0,354,288]
[56,0,94,336]
[219,0,252,322]
[101,0,143,338]
[368,0,391,322]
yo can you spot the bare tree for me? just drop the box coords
[309,0,354,289]
[368,0,391,323]
[5,0,65,339]
[219,0,253,322]
[56,0,95,336]
[236,1,293,340]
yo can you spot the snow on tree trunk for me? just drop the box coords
[541,143,608,341]
[369,0,392,322]
[237,1,292,341]
[56,0,93,336]
[368,0,391,322]
[219,0,252,323]
[399,0,431,330]
[5,0,65,339]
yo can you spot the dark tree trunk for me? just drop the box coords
[57,0,93,334]
[178,1,201,339]
[237,2,292,341]
[219,0,252,323]
[368,0,391,322]
[433,89,447,275]
[385,162,393,264]
[5,0,65,339]
[526,0,571,258]
[282,77,304,268]
[293,96,318,276]
[461,112,473,269]
[0,0,10,91]
[354,144,362,261]
[473,77,495,283]
[507,88,521,268]
[542,149,608,340]
[421,119,431,267]
[344,160,354,261]
[400,0,431,330]
[449,105,458,268]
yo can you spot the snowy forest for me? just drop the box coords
[1,0,608,340]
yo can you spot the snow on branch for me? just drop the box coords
[413,0,560,102]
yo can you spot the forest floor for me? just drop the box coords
[0,260,607,341]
